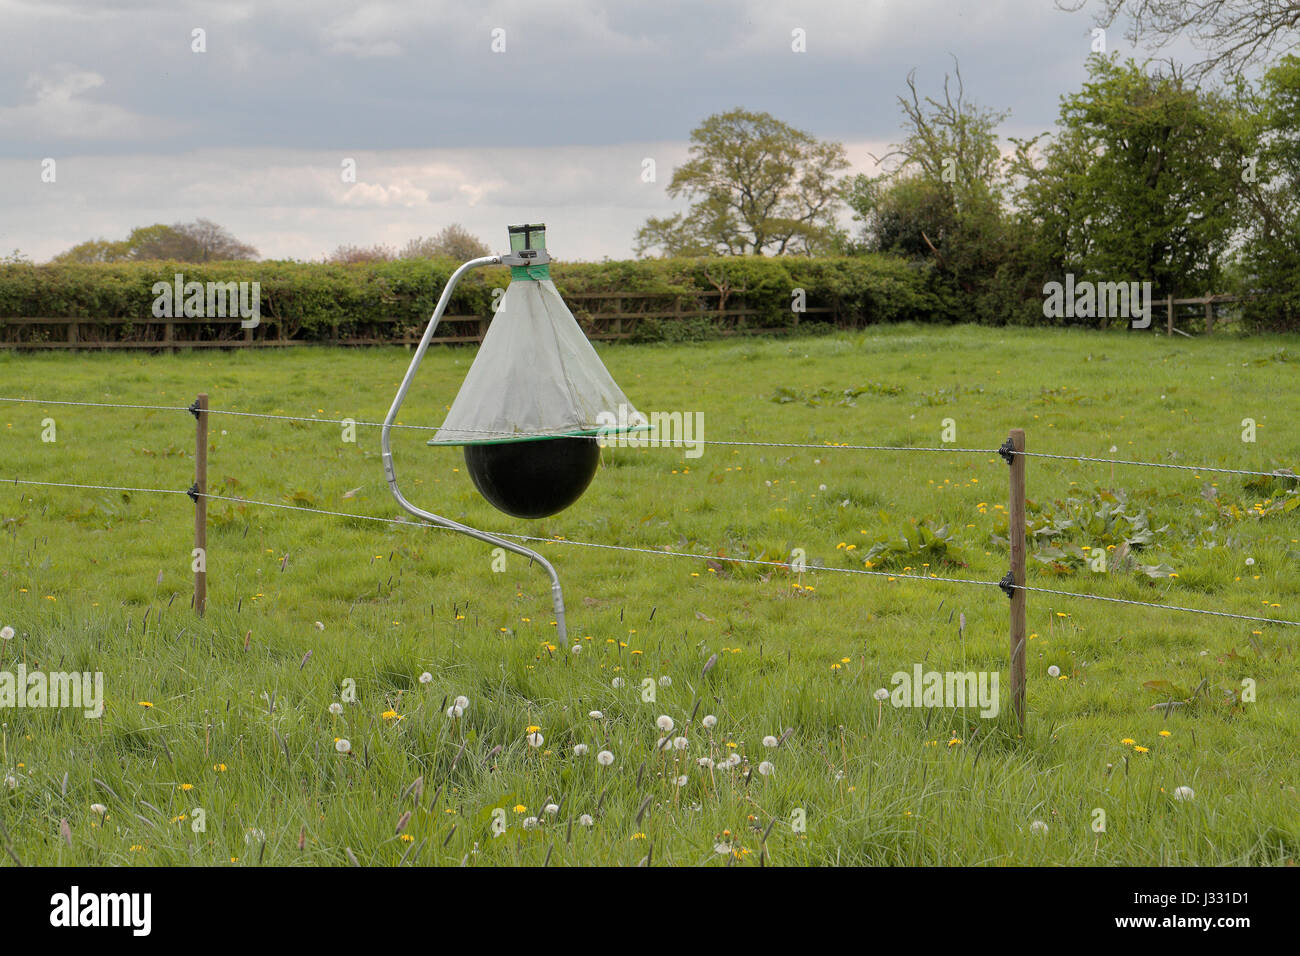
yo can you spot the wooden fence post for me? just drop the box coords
[1007,428,1027,730]
[193,393,208,616]
[1166,294,1174,336]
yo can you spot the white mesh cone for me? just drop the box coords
[430,277,644,445]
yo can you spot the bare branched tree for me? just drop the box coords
[326,243,395,264]
[399,224,490,260]
[1059,0,1300,78]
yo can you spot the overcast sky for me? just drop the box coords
[0,0,1195,262]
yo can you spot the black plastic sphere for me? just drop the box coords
[464,437,600,519]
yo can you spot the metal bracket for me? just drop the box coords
[186,482,199,503]
[380,253,570,641]
[188,399,202,419]
[997,437,1016,465]
[998,571,1016,598]
[501,249,551,268]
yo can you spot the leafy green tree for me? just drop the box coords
[1010,55,1247,301]
[1235,54,1300,328]
[53,219,257,263]
[634,109,849,257]
[51,239,128,263]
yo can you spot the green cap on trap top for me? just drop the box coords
[508,223,550,281]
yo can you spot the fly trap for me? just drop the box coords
[381,224,647,639]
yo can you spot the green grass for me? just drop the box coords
[1,323,1298,866]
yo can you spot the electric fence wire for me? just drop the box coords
[4,395,1298,473]
[4,473,1298,628]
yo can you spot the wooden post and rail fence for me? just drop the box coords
[0,291,841,350]
[0,291,1249,350]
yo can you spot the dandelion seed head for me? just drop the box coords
[673,736,689,751]
[1173,785,1195,802]
[0,626,13,641]
[526,732,544,747]
[335,738,352,754]
[702,714,717,729]
[656,715,674,733]
[1047,665,1060,678]
[573,743,589,756]
[758,761,774,776]
[418,672,433,684]
[328,702,343,715]
[873,688,889,701]
[1029,820,1048,835]
[596,750,614,766]
[762,735,778,748]
[579,814,594,826]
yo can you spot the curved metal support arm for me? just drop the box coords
[381,255,568,641]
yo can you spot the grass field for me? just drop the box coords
[1,323,1298,866]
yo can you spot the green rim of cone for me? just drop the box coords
[509,263,551,281]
